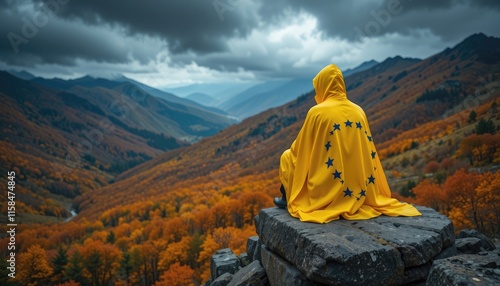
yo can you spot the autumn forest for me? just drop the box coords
[0,33,499,286]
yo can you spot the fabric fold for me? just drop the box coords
[280,64,421,223]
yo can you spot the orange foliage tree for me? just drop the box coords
[197,225,256,281]
[9,171,276,285]
[444,170,482,232]
[80,239,121,286]
[476,172,500,236]
[156,262,194,286]
[410,179,446,213]
[17,244,53,286]
[411,169,500,237]
[459,134,500,166]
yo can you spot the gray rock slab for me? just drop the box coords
[247,236,261,262]
[338,219,442,268]
[370,206,455,248]
[256,206,454,286]
[211,248,241,280]
[433,244,457,261]
[426,252,500,286]
[261,245,324,286]
[402,244,458,285]
[211,272,233,286]
[239,253,250,267]
[457,229,496,251]
[227,260,269,286]
[456,237,483,254]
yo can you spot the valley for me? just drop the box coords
[0,33,499,285]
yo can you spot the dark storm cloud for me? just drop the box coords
[259,0,500,42]
[0,0,499,80]
[0,0,258,67]
[0,1,174,67]
[365,0,500,42]
[30,0,258,53]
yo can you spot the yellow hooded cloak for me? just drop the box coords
[279,64,421,223]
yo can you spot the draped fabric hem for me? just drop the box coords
[278,64,422,224]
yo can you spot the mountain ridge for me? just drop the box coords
[1,32,498,286]
[0,71,236,220]
[75,33,500,218]
[222,78,313,119]
[343,59,379,77]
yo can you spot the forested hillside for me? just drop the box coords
[0,33,498,286]
[0,72,235,222]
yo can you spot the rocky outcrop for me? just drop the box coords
[426,251,500,285]
[227,260,269,286]
[455,237,484,254]
[210,248,241,280]
[260,246,322,286]
[206,206,499,286]
[255,206,455,286]
[456,229,496,251]
[211,273,234,286]
[425,229,500,286]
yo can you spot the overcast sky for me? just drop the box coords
[1,0,499,88]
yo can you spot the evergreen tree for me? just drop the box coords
[474,118,495,134]
[491,101,498,113]
[64,251,87,285]
[120,252,134,285]
[0,256,16,285]
[188,232,204,269]
[467,110,477,123]
[400,180,416,198]
[106,231,116,244]
[130,248,144,285]
[52,246,69,280]
[85,251,102,286]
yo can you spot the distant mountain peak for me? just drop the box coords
[383,55,421,63]
[7,70,36,80]
[186,92,219,107]
[343,60,379,77]
[111,74,132,82]
[455,32,492,49]
[372,56,421,73]
[464,32,488,41]
[77,75,95,80]
[453,33,500,63]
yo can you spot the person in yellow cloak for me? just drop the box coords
[275,64,421,223]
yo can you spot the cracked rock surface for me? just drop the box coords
[255,206,455,286]
[426,251,500,286]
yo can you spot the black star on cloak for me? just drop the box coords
[371,151,376,159]
[333,123,341,131]
[356,122,362,129]
[330,130,334,135]
[345,120,353,127]
[368,175,375,184]
[325,157,334,168]
[325,141,331,151]
[359,190,366,197]
[367,135,373,142]
[332,169,342,179]
[343,187,353,197]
